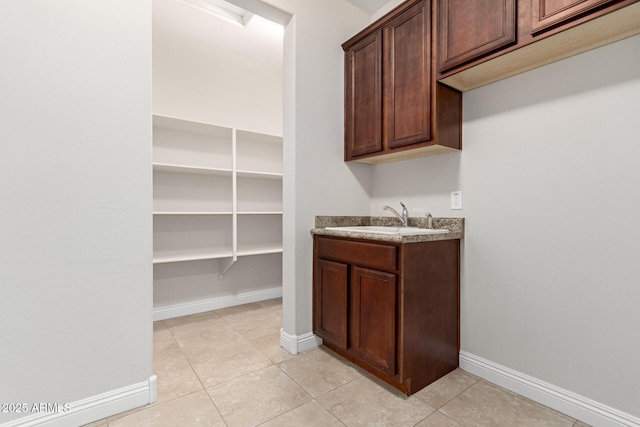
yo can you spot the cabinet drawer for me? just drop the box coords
[316,237,397,272]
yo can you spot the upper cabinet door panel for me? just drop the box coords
[345,31,383,159]
[438,0,517,72]
[531,0,617,33]
[384,1,432,148]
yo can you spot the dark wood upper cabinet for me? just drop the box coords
[531,0,617,33]
[384,2,432,148]
[438,0,517,72]
[344,31,382,158]
[343,0,461,164]
[437,0,640,91]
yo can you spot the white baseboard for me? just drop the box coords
[153,287,282,321]
[280,329,322,355]
[460,351,640,427]
[0,375,157,427]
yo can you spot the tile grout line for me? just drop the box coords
[474,378,580,424]
[213,303,330,426]
[416,371,481,413]
[122,300,585,427]
[233,325,314,426]
[160,318,231,426]
[115,318,217,424]
[166,304,285,426]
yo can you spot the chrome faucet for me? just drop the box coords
[383,202,409,227]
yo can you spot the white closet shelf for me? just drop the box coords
[153,162,232,176]
[236,129,283,144]
[154,211,233,215]
[153,250,234,264]
[237,211,282,215]
[237,246,283,257]
[237,170,283,179]
[153,115,232,138]
[153,115,282,279]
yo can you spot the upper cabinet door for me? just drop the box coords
[344,31,383,160]
[384,1,432,149]
[437,0,517,72]
[531,0,617,33]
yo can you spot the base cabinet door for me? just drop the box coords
[349,266,397,377]
[313,259,348,349]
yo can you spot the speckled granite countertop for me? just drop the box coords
[311,216,464,243]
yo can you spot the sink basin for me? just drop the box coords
[325,226,449,236]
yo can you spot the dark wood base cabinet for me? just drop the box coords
[313,235,460,395]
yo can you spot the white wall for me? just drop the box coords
[371,34,640,419]
[152,2,283,135]
[0,1,152,425]
[262,0,373,342]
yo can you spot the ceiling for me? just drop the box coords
[345,0,392,14]
[153,0,284,68]
[153,0,390,69]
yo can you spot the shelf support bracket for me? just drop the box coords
[219,255,237,280]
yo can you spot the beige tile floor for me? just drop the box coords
[85,298,591,427]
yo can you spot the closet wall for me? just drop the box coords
[152,0,284,319]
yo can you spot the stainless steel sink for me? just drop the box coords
[324,226,449,236]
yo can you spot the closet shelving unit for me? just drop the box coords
[152,115,283,280]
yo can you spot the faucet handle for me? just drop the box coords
[400,202,409,226]
[425,212,433,229]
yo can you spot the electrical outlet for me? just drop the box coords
[451,191,462,210]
